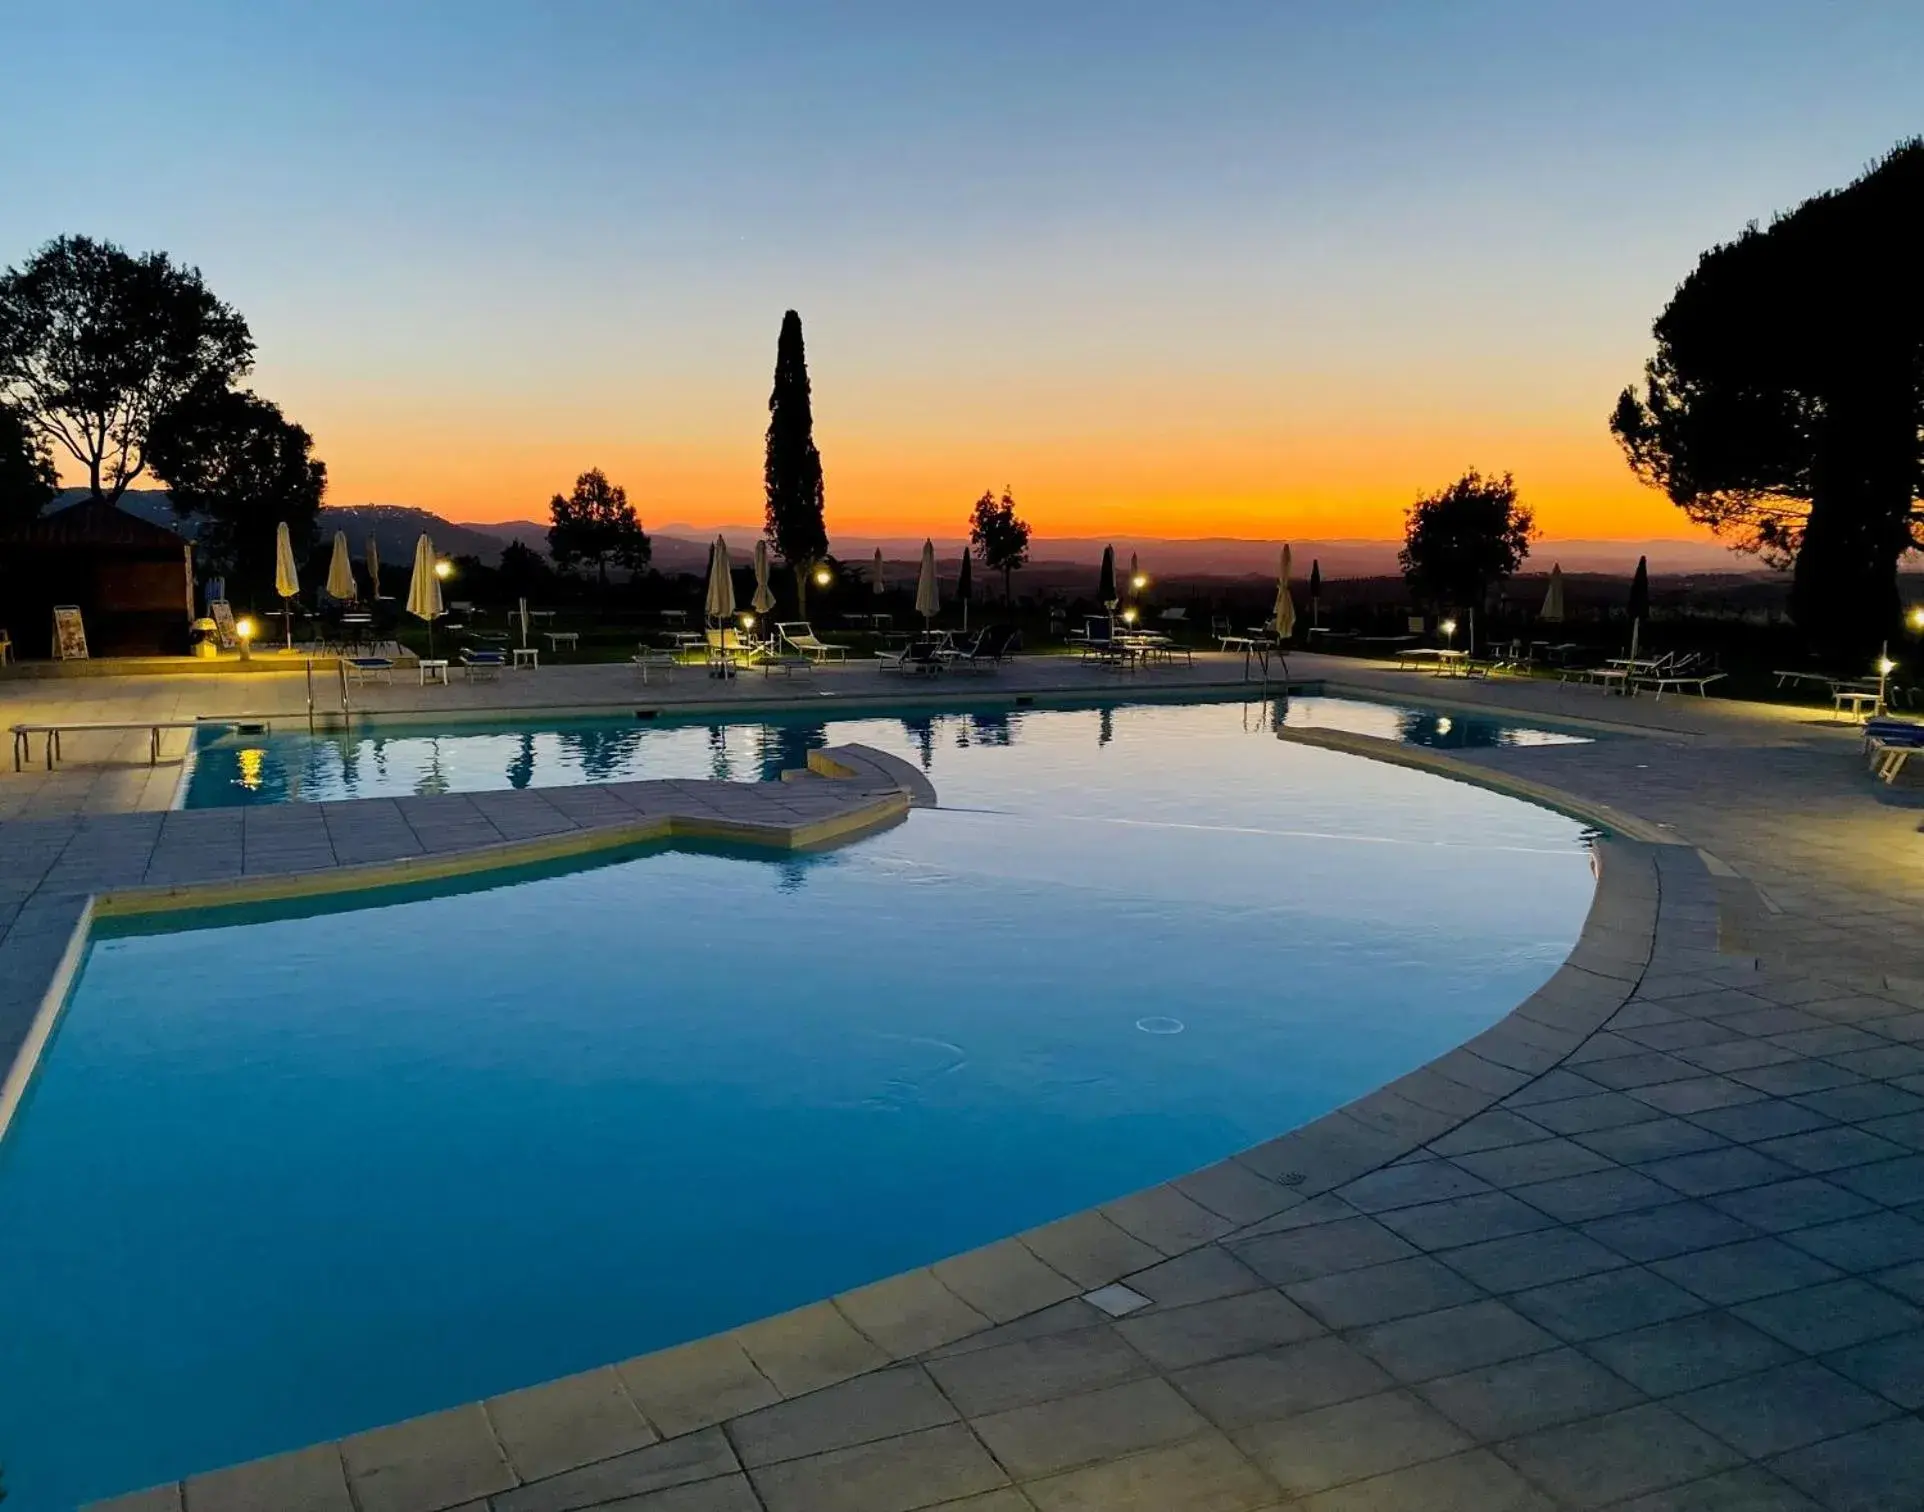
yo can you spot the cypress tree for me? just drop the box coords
[764,310,829,617]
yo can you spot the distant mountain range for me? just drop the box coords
[57,491,1761,580]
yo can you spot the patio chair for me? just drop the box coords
[776,622,848,662]
[632,646,680,684]
[940,624,1021,671]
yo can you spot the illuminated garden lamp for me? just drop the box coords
[1909,606,1924,634]
[814,565,832,588]
[1440,617,1457,648]
[236,616,256,662]
[1878,647,1896,714]
[1121,606,1139,626]
[434,559,452,581]
[1131,572,1148,592]
[740,612,757,632]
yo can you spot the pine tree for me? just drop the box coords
[764,310,828,616]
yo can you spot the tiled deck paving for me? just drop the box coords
[11,654,1924,1509]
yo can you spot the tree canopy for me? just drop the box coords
[764,309,828,614]
[1398,469,1534,611]
[0,401,57,528]
[147,388,326,603]
[0,236,253,505]
[968,486,1032,601]
[546,468,650,588]
[1610,139,1924,656]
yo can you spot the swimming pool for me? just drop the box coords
[180,691,1588,807]
[1,701,1596,1508]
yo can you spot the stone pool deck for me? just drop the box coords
[10,655,1924,1510]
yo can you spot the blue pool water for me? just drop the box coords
[0,700,1595,1508]
[180,692,1587,807]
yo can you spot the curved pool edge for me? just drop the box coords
[83,743,1725,1512]
[0,744,917,1153]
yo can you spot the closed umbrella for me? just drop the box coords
[1273,545,1297,640]
[872,547,885,596]
[956,549,973,632]
[518,596,530,650]
[915,539,939,629]
[752,539,777,616]
[325,531,356,601]
[273,521,301,648]
[406,533,444,655]
[365,536,381,600]
[1309,560,1322,628]
[1541,564,1566,624]
[1097,545,1117,608]
[705,535,737,622]
[1627,555,1649,663]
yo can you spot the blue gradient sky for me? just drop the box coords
[2,2,1919,537]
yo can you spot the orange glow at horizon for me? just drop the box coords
[254,403,1712,544]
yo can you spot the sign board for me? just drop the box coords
[51,605,88,661]
[208,600,241,650]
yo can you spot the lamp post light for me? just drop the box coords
[1440,617,1457,649]
[236,616,256,663]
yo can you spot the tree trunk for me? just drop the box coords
[793,562,808,621]
[1792,377,1915,663]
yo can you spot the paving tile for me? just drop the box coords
[616,1336,780,1438]
[1856,1110,1924,1150]
[729,1366,956,1468]
[1103,1184,1236,1251]
[1768,1417,1924,1512]
[1436,1227,1626,1293]
[1509,1266,1708,1343]
[933,1240,1080,1324]
[1630,1076,1772,1116]
[1831,1152,1924,1206]
[1284,1256,1482,1329]
[1781,1211,1924,1271]
[1704,1176,1879,1234]
[1416,1346,1642,1441]
[1579,1053,1705,1091]
[1605,1467,1821,1510]
[1675,1037,1803,1074]
[1425,1108,1554,1156]
[1570,1117,1727,1165]
[491,1429,741,1512]
[1671,1359,1898,1458]
[1292,1448,1547,1512]
[926,1300,1105,1359]
[1686,1099,1833,1143]
[1496,1402,1744,1508]
[1172,1335,1394,1430]
[1649,1237,1843,1305]
[486,1366,657,1482]
[1512,1166,1679,1222]
[1796,1081,1924,1123]
[1335,1161,1493,1213]
[1822,1327,1924,1409]
[1020,1212,1164,1289]
[927,1324,1148,1417]
[1733,1279,1924,1354]
[1372,1192,1557,1251]
[1750,1125,1909,1175]
[1233,1389,1471,1498]
[1231,1216,1417,1283]
[180,1444,351,1512]
[1351,1299,1556,1383]
[1124,1246,1266,1309]
[968,1376,1205,1480]
[836,1271,991,1357]
[735,1302,891,1397]
[1643,1146,1799,1197]
[340,1403,516,1512]
[1175,1160,1306,1225]
[1503,1069,1608,1107]
[1449,1138,1615,1187]
[1115,1288,1322,1370]
[748,1422,1007,1512]
[1511,1090,1664,1136]
[1581,1201,1760,1262]
[1584,1309,1797,1396]
[1732,1059,1865,1096]
[1022,1433,1276,1512]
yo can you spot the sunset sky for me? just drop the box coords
[2,2,1920,541]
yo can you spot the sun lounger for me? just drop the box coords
[940,625,1021,671]
[459,649,506,681]
[878,641,943,675]
[775,622,847,662]
[345,656,394,685]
